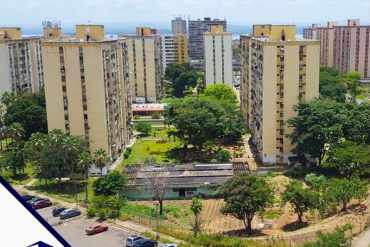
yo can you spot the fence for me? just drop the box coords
[120,208,191,233]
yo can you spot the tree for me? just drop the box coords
[143,165,171,215]
[287,99,348,166]
[77,152,94,201]
[202,84,238,103]
[344,102,370,144]
[341,71,361,102]
[218,174,274,234]
[92,170,126,196]
[319,67,346,102]
[281,180,319,224]
[4,91,47,139]
[0,142,25,176]
[324,141,370,178]
[93,148,109,176]
[190,197,204,237]
[6,122,25,144]
[214,149,231,162]
[135,122,152,136]
[165,63,199,98]
[0,91,16,107]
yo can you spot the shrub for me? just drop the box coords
[135,122,152,136]
[305,173,327,187]
[123,147,132,159]
[97,209,107,220]
[93,170,126,196]
[214,149,231,162]
[86,207,96,218]
[284,166,311,179]
[152,113,161,119]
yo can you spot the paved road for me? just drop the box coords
[36,207,134,247]
[353,228,370,247]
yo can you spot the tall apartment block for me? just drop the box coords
[204,26,232,85]
[162,34,188,70]
[303,22,337,67]
[122,27,163,103]
[188,17,227,61]
[0,28,43,94]
[333,19,370,78]
[41,25,132,163]
[171,17,187,35]
[240,25,319,164]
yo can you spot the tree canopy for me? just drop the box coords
[319,67,346,102]
[217,174,274,234]
[92,170,126,196]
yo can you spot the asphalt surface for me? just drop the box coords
[36,206,135,247]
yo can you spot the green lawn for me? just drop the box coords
[0,162,35,185]
[122,127,182,167]
[26,177,97,204]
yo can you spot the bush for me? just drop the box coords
[214,149,231,162]
[123,147,132,159]
[86,207,96,218]
[93,170,126,196]
[135,122,152,136]
[97,209,107,220]
[284,166,311,179]
[152,113,160,119]
[305,173,327,187]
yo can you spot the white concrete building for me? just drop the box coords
[204,26,232,86]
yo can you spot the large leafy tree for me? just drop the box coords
[287,99,348,166]
[92,170,126,196]
[134,122,152,136]
[3,91,47,139]
[281,180,319,224]
[319,67,346,102]
[218,174,274,234]
[344,102,370,144]
[6,122,25,144]
[202,84,238,103]
[165,63,200,98]
[341,71,361,102]
[324,141,370,178]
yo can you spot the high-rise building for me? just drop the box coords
[41,25,132,164]
[0,27,44,94]
[204,26,232,85]
[240,25,319,164]
[333,19,370,78]
[303,22,337,67]
[171,17,187,35]
[162,34,188,70]
[122,28,163,103]
[188,17,227,61]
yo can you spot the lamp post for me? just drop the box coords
[155,202,159,241]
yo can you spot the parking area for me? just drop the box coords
[36,207,135,247]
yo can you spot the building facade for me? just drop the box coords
[171,17,187,35]
[240,25,320,164]
[162,34,188,70]
[204,26,232,85]
[41,25,132,163]
[0,28,44,94]
[123,30,163,103]
[188,17,227,61]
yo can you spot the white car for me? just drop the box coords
[161,244,177,247]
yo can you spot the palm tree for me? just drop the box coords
[1,91,16,107]
[93,148,109,177]
[6,122,25,144]
[77,152,94,202]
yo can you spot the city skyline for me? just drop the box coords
[1,0,369,26]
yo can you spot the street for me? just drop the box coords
[36,207,134,247]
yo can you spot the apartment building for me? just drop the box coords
[240,25,319,164]
[122,28,163,103]
[204,26,232,85]
[171,17,187,35]
[162,34,188,70]
[303,22,337,67]
[0,28,44,94]
[333,19,370,78]
[41,25,132,164]
[188,17,227,61]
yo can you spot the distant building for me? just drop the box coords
[171,17,187,35]
[161,34,188,71]
[188,17,227,61]
[42,25,132,166]
[304,19,370,78]
[204,26,232,85]
[240,25,320,164]
[122,28,163,103]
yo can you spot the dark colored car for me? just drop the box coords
[85,223,108,235]
[126,235,145,247]
[28,197,43,205]
[21,194,35,202]
[59,208,81,220]
[32,198,52,209]
[133,239,158,247]
[52,207,67,217]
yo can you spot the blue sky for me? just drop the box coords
[1,0,369,26]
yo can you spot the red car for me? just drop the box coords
[85,223,109,235]
[32,198,52,209]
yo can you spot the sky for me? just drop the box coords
[0,0,369,27]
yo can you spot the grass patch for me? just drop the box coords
[26,178,96,203]
[0,162,35,185]
[141,231,173,244]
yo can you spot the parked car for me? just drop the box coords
[21,194,34,202]
[28,197,43,205]
[126,235,145,247]
[59,208,81,220]
[133,239,158,247]
[52,207,67,217]
[32,198,52,209]
[161,244,177,247]
[85,223,108,235]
